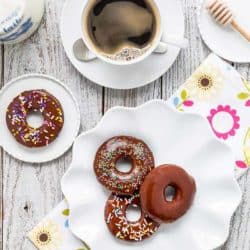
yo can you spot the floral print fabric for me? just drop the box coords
[171,54,250,174]
[28,200,90,250]
[28,220,62,250]
[28,53,249,249]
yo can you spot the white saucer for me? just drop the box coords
[0,74,80,163]
[198,0,250,63]
[60,0,185,89]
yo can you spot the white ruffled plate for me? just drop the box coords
[61,100,241,250]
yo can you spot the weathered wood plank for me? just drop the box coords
[0,46,3,85]
[2,1,102,250]
[0,45,4,250]
[104,80,161,111]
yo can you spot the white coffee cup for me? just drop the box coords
[0,0,44,44]
[78,0,188,65]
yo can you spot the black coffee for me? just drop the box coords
[87,0,156,54]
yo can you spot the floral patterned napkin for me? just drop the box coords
[171,53,250,178]
[28,200,89,250]
[28,53,250,249]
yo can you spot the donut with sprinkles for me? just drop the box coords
[6,89,64,147]
[105,193,160,242]
[94,136,155,195]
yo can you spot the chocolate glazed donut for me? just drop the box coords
[140,164,196,223]
[94,136,154,195]
[6,90,64,148]
[105,193,160,241]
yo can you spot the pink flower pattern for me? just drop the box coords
[207,105,240,140]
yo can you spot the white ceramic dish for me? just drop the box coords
[0,74,80,163]
[60,0,185,89]
[198,0,250,63]
[61,100,241,250]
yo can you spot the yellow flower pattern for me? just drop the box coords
[28,205,91,250]
[28,220,62,250]
[185,60,224,101]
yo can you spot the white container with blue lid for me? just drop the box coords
[0,0,44,44]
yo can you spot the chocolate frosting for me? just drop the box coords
[105,193,160,241]
[6,89,64,148]
[94,136,155,195]
[140,164,196,223]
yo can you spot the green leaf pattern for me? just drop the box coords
[237,78,250,101]
[173,89,194,111]
[62,209,70,216]
[180,90,187,100]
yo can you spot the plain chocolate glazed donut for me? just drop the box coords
[140,164,196,223]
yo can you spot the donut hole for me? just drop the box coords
[126,204,142,222]
[116,156,133,173]
[26,110,44,128]
[164,185,177,202]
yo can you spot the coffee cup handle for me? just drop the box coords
[73,39,97,62]
[154,35,189,54]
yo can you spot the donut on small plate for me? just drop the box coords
[6,89,64,148]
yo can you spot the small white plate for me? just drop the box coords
[60,0,185,89]
[61,100,241,250]
[0,74,80,163]
[198,0,250,63]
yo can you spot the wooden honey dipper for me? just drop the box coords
[207,0,250,42]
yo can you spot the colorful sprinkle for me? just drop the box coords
[105,193,160,242]
[6,90,64,148]
[94,136,155,195]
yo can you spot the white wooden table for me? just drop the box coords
[0,0,250,249]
